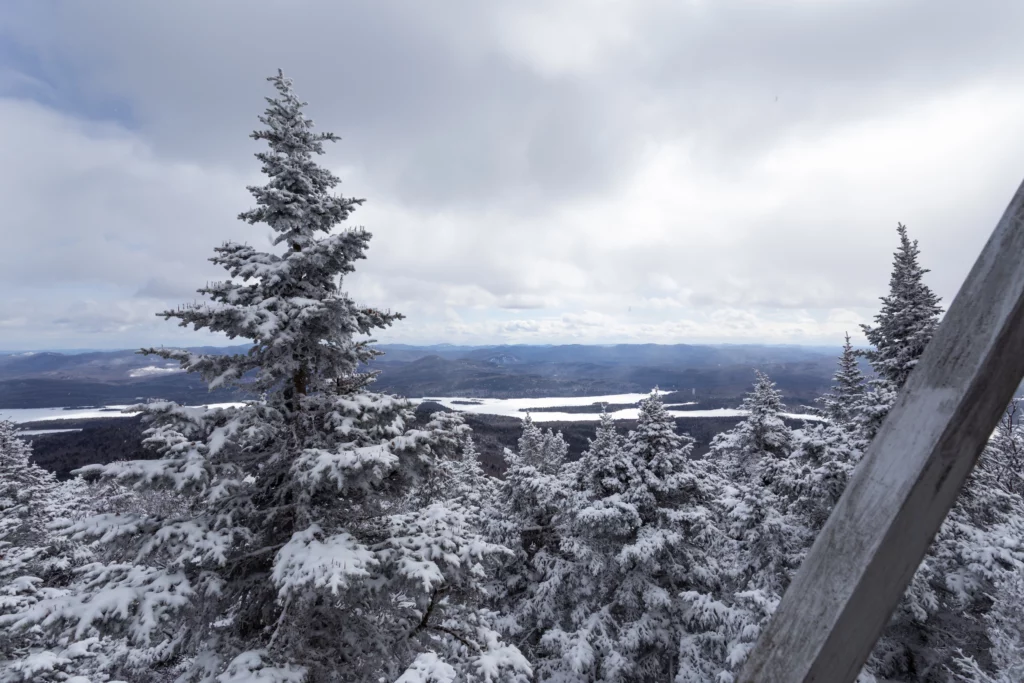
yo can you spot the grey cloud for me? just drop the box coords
[16,0,1023,215]
[498,295,549,310]
[1,0,1021,349]
[1,1,637,210]
[134,276,207,301]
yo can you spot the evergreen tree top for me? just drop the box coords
[741,370,787,417]
[628,389,693,463]
[815,333,866,426]
[0,420,32,467]
[577,409,633,499]
[860,223,943,388]
[142,71,402,404]
[515,414,566,474]
[240,70,362,251]
[711,372,793,471]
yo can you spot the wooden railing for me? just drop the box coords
[738,177,1024,683]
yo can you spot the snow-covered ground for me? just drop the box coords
[1,395,820,425]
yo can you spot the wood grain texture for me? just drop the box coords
[737,176,1024,683]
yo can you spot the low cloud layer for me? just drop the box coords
[2,1,1022,350]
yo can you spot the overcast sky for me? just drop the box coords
[1,1,1022,350]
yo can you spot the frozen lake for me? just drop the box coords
[18,428,84,436]
[411,394,820,423]
[0,403,246,424]
[1,395,820,425]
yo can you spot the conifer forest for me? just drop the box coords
[2,72,1022,683]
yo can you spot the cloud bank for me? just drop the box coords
[2,0,1023,349]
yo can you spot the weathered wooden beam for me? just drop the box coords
[737,177,1024,683]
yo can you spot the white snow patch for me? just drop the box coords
[396,653,457,683]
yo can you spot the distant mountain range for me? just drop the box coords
[0,343,846,409]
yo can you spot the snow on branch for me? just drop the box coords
[290,444,398,493]
[271,524,377,597]
[395,652,457,683]
[2,562,193,646]
[215,650,306,683]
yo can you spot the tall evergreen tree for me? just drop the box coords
[492,416,571,663]
[6,72,527,683]
[514,414,568,476]
[0,421,58,566]
[860,223,943,389]
[575,392,725,681]
[856,224,942,441]
[449,431,495,515]
[777,336,869,536]
[501,395,734,681]
[0,421,66,680]
[531,411,637,680]
[411,409,472,507]
[815,333,866,428]
[412,409,494,528]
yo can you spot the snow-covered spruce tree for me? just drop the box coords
[412,409,495,526]
[781,423,861,536]
[0,421,66,680]
[0,423,119,682]
[708,371,793,480]
[519,402,745,682]
[686,375,828,679]
[491,415,572,663]
[523,410,636,681]
[779,338,870,535]
[450,432,496,517]
[0,421,59,577]
[814,333,866,429]
[856,223,942,440]
[498,415,569,563]
[538,391,731,682]
[575,409,636,506]
[954,570,1024,683]
[11,72,528,683]
[410,409,471,506]
[513,414,569,477]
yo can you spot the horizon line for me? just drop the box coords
[0,340,853,355]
